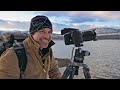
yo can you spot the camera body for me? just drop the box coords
[61,28,97,47]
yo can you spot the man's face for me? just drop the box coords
[32,28,52,48]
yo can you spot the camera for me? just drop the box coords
[61,28,95,79]
[61,28,97,47]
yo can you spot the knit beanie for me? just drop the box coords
[29,15,52,34]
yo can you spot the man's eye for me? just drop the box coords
[38,30,51,34]
[48,31,52,34]
[39,31,44,33]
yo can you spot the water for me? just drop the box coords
[52,40,120,79]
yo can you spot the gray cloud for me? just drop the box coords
[69,16,108,23]
[1,11,120,33]
[0,19,30,31]
[33,11,113,23]
[33,11,70,17]
[52,22,69,33]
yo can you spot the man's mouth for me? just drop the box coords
[41,39,49,43]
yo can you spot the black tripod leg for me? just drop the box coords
[61,66,71,79]
[69,66,76,79]
[74,66,79,75]
[83,64,91,79]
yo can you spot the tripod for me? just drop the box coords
[61,46,91,79]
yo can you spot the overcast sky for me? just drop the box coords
[0,11,120,34]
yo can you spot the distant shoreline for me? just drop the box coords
[96,34,120,40]
[0,34,120,44]
[52,34,120,40]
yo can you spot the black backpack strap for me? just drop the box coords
[50,49,52,59]
[0,44,6,56]
[13,43,27,79]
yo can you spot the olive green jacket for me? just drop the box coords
[0,35,61,79]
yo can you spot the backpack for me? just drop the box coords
[0,41,28,79]
[0,40,52,79]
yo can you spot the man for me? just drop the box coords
[0,34,15,56]
[3,34,15,49]
[0,15,62,79]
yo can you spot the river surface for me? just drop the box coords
[52,40,120,79]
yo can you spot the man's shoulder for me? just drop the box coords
[0,47,15,58]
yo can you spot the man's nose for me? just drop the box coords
[44,33,50,38]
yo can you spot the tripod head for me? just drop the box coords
[74,47,90,63]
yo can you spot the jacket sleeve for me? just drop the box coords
[48,49,62,79]
[0,48,20,79]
